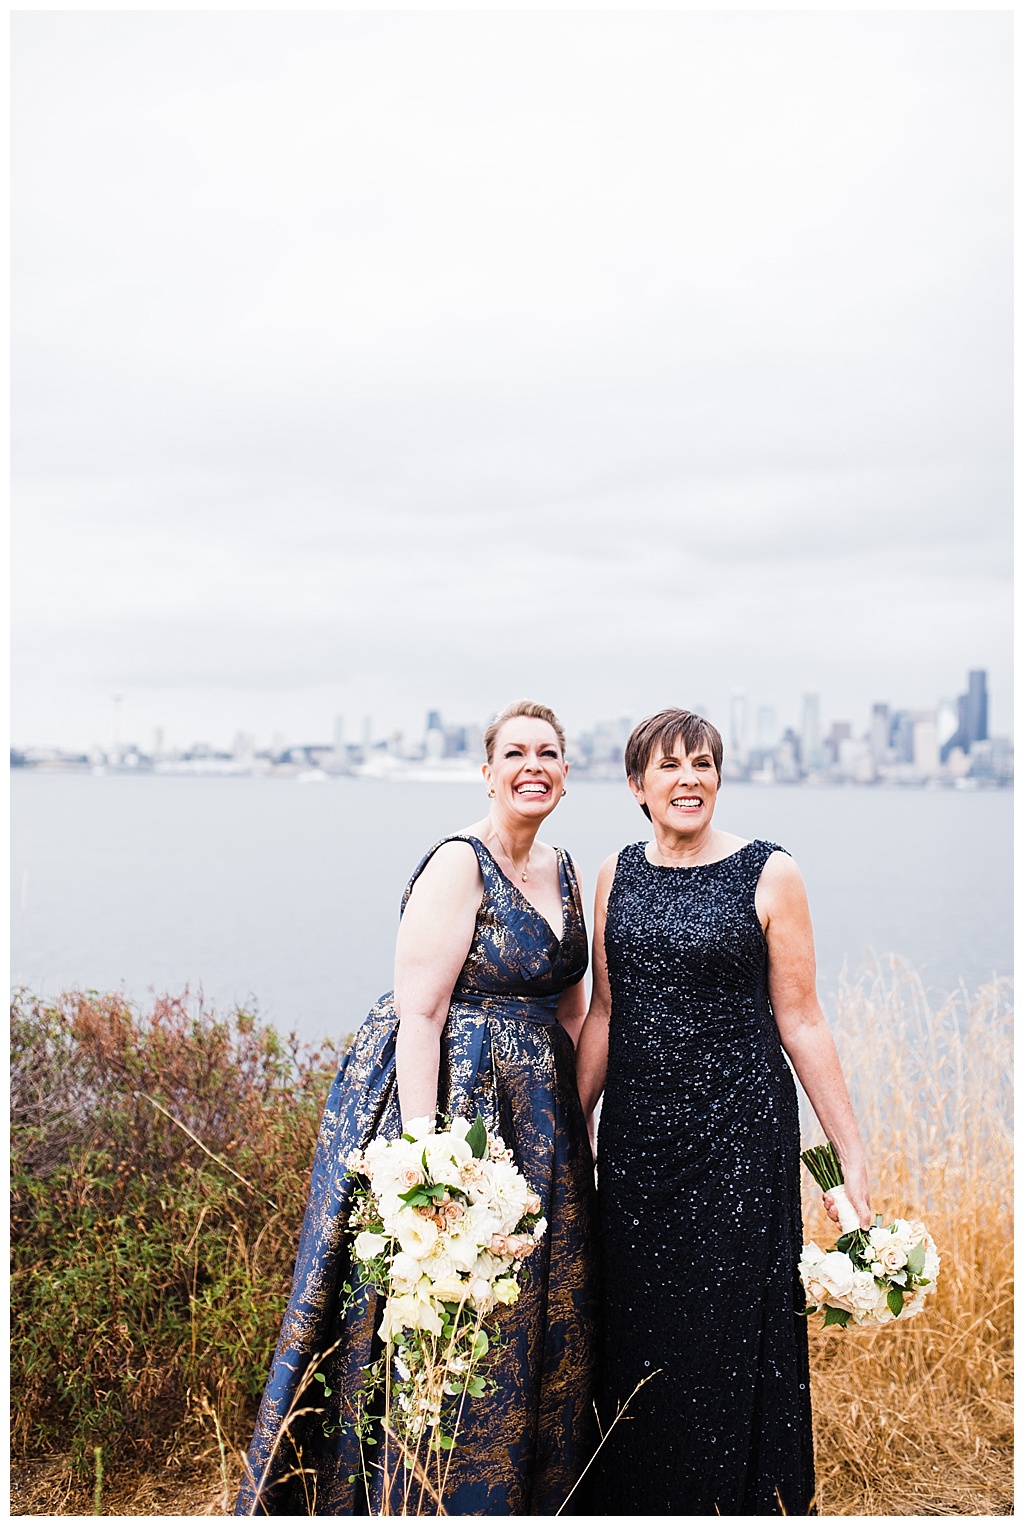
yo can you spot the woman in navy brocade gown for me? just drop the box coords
[576,709,871,1516]
[236,700,597,1516]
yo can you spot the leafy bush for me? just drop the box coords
[10,989,348,1476]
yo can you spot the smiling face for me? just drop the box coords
[483,716,567,821]
[630,737,720,839]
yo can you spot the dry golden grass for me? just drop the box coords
[805,960,1013,1516]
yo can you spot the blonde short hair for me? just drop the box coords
[483,700,566,763]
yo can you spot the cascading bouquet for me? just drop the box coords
[343,1113,546,1511]
[799,1143,940,1329]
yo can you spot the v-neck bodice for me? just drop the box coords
[402,833,588,1002]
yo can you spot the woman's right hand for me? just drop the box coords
[823,1156,871,1230]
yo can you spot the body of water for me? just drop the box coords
[11,774,1012,1044]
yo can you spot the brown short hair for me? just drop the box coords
[624,709,723,819]
[484,700,566,763]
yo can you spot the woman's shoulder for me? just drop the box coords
[416,835,487,877]
[401,835,486,912]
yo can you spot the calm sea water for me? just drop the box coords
[10,774,1012,1045]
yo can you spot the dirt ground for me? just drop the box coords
[10,1453,230,1518]
[10,1449,1013,1518]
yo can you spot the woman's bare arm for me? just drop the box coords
[393,841,482,1127]
[575,853,618,1121]
[757,851,871,1227]
[555,978,588,1047]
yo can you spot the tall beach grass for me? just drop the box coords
[804,960,1012,1515]
[9,962,1013,1515]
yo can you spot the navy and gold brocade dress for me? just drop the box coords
[235,835,599,1516]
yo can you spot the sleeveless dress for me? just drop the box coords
[594,840,814,1516]
[235,834,598,1516]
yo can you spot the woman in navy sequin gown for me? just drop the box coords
[236,701,597,1515]
[576,709,870,1516]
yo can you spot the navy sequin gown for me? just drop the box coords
[594,840,814,1516]
[236,835,598,1516]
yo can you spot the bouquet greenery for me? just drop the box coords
[799,1142,940,1330]
[344,1114,545,1511]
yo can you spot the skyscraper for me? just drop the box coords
[869,703,890,766]
[755,706,777,750]
[800,693,821,771]
[941,669,989,762]
[729,689,748,758]
[966,670,988,746]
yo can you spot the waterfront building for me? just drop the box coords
[889,710,915,765]
[756,706,777,750]
[941,669,989,762]
[912,712,940,778]
[424,722,445,760]
[966,670,989,746]
[729,689,748,762]
[869,704,889,766]
[800,693,822,772]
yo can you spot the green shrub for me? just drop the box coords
[10,990,348,1476]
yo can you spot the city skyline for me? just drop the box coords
[14,666,1011,788]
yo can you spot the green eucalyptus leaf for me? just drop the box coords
[905,1243,926,1277]
[467,1114,488,1160]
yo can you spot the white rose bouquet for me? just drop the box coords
[799,1142,940,1330]
[344,1113,546,1510]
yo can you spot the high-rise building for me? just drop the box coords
[332,715,345,751]
[941,669,989,762]
[869,703,889,766]
[800,693,821,771]
[426,709,442,734]
[912,712,940,777]
[889,710,914,764]
[756,706,777,749]
[936,698,958,752]
[729,689,747,758]
[966,670,988,745]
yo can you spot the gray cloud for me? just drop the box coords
[12,10,1012,749]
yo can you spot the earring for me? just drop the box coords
[488,788,495,798]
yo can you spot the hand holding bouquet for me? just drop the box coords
[799,1142,940,1330]
[344,1114,546,1509]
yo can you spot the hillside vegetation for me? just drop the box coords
[10,963,1012,1515]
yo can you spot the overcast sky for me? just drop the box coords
[12,10,1012,753]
